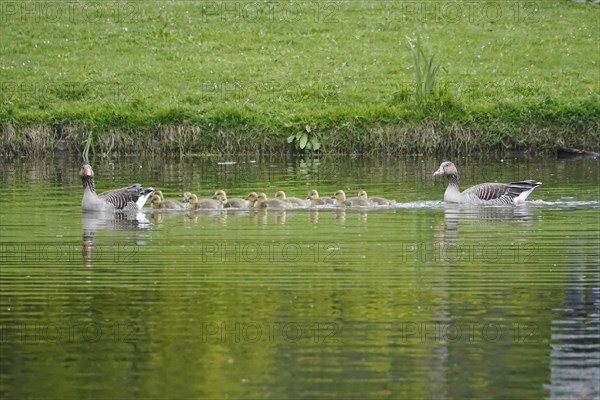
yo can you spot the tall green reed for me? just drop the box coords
[406,34,442,102]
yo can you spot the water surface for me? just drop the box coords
[0,155,598,399]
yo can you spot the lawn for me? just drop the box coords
[1,0,598,154]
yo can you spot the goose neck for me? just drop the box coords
[82,175,96,194]
[447,173,459,189]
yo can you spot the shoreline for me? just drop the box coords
[2,120,598,157]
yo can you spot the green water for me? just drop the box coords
[0,155,598,399]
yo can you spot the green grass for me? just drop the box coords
[1,1,598,155]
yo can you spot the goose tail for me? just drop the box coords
[136,187,155,209]
[511,180,542,204]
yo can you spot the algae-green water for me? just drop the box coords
[0,155,598,399]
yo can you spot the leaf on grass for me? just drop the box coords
[299,134,308,149]
[311,137,321,150]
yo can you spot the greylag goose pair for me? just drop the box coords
[81,164,154,211]
[212,190,250,209]
[332,190,395,207]
[307,189,335,206]
[254,193,292,209]
[183,192,224,209]
[151,192,185,210]
[332,190,370,207]
[433,161,541,205]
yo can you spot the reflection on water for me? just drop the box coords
[82,211,151,267]
[546,244,600,400]
[436,203,537,244]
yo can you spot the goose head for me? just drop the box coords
[246,192,259,204]
[307,189,319,200]
[183,192,193,203]
[275,191,287,200]
[187,194,199,207]
[151,195,162,208]
[332,190,346,202]
[256,193,268,206]
[80,164,94,178]
[357,190,368,199]
[212,190,227,200]
[433,161,458,177]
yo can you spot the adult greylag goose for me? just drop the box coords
[306,189,334,206]
[275,191,307,207]
[151,194,185,209]
[183,192,224,210]
[332,190,370,207]
[357,190,396,205]
[212,190,249,209]
[80,164,154,211]
[254,193,292,209]
[433,161,542,205]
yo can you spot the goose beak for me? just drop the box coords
[83,166,93,176]
[306,196,311,200]
[433,166,444,176]
[211,195,217,199]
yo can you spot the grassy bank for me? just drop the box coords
[1,1,598,155]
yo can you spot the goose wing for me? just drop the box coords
[98,184,146,209]
[463,183,511,201]
[464,180,541,203]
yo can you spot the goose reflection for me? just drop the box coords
[82,211,152,267]
[308,209,319,223]
[436,203,536,245]
[332,208,368,224]
[247,209,286,224]
[184,209,227,224]
[149,209,183,226]
[275,210,287,224]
